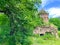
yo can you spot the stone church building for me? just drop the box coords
[33,9,59,38]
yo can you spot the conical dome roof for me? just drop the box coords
[39,9,48,15]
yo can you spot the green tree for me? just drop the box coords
[49,18,60,30]
[0,0,42,45]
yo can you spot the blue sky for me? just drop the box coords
[39,0,60,18]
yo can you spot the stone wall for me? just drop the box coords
[33,25,59,38]
[40,14,48,23]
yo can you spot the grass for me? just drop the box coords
[32,31,60,45]
[34,40,60,45]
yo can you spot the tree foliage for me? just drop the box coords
[0,0,42,45]
[49,18,60,30]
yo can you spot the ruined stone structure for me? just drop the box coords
[33,9,59,38]
[39,9,49,23]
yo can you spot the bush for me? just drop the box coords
[58,31,60,37]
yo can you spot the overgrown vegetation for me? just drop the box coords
[49,18,60,30]
[33,31,60,45]
[0,0,60,45]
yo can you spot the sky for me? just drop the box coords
[39,0,60,18]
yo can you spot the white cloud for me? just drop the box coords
[47,8,60,18]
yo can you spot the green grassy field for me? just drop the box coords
[33,37,60,45]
